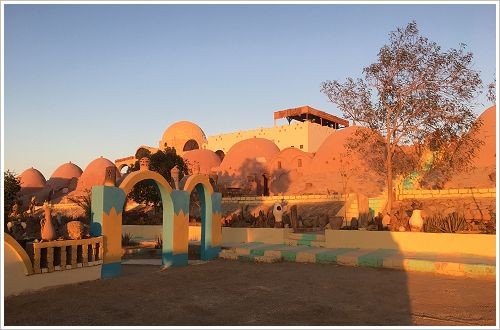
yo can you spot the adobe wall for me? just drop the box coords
[221,227,289,245]
[324,230,496,257]
[205,121,336,153]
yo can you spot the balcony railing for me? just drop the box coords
[26,236,103,274]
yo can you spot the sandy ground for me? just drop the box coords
[3,260,496,326]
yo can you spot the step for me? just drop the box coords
[218,250,239,260]
[219,246,283,263]
[253,255,282,263]
[287,232,326,241]
[285,239,326,247]
[286,232,326,247]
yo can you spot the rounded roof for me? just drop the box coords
[160,121,207,152]
[470,105,496,167]
[314,126,371,163]
[218,138,280,172]
[270,147,312,170]
[182,149,221,175]
[18,167,46,188]
[477,105,496,138]
[274,147,313,160]
[49,162,83,180]
[76,157,121,191]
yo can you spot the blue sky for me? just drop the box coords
[3,3,497,178]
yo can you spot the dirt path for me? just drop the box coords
[4,260,496,326]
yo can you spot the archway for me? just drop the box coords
[182,174,221,260]
[91,170,180,278]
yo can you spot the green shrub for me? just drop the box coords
[121,233,137,246]
[424,212,466,233]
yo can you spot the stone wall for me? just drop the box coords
[395,188,496,218]
[396,188,496,200]
[221,194,359,227]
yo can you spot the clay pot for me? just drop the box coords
[40,216,56,241]
[273,203,284,224]
[409,209,424,232]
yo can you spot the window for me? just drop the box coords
[183,139,199,151]
[297,159,302,167]
[277,161,282,169]
[300,144,303,149]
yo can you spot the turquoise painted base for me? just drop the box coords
[172,253,189,267]
[161,253,188,268]
[102,262,121,278]
[201,246,221,260]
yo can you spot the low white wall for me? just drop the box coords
[122,225,201,241]
[220,227,495,257]
[221,227,288,245]
[4,239,101,297]
[325,230,496,257]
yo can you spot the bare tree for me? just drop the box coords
[321,21,483,214]
[487,76,496,104]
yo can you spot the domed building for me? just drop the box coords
[76,157,121,192]
[218,138,279,175]
[215,138,280,196]
[159,121,207,153]
[17,167,52,205]
[18,167,46,189]
[445,105,497,188]
[268,147,313,195]
[294,125,385,197]
[47,161,83,193]
[182,149,221,175]
[114,106,350,182]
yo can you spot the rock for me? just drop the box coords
[382,213,391,227]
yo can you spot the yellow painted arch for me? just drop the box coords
[182,174,214,194]
[4,233,33,275]
[119,170,173,195]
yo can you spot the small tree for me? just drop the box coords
[321,21,483,214]
[127,147,189,213]
[4,170,21,217]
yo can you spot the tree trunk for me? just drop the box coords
[386,146,393,216]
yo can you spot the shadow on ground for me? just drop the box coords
[4,259,495,326]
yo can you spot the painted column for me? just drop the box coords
[91,186,126,279]
[197,184,213,260]
[207,192,222,259]
[168,190,190,267]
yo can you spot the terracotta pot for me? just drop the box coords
[40,216,56,241]
[409,209,424,232]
